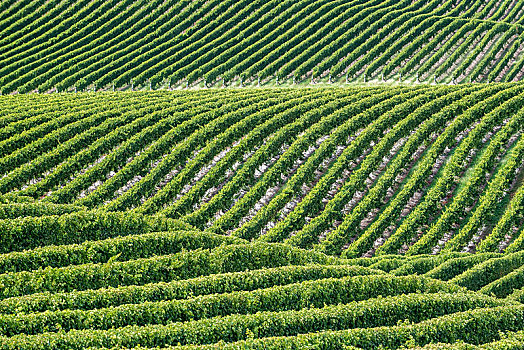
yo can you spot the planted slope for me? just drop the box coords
[0,210,524,349]
[2,85,524,256]
[2,0,524,93]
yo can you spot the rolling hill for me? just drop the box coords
[2,85,524,256]
[4,0,524,349]
[1,0,524,93]
[0,209,523,348]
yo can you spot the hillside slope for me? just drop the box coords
[1,84,524,257]
[2,0,524,93]
[0,208,524,349]
[5,1,524,348]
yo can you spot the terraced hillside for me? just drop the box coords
[1,207,524,349]
[2,84,524,257]
[2,0,524,93]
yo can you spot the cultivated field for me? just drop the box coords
[1,0,524,93]
[0,210,524,348]
[2,86,524,256]
[3,0,524,349]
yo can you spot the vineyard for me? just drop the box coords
[2,228,524,349]
[2,0,524,93]
[4,86,524,256]
[5,0,524,348]
[0,85,521,348]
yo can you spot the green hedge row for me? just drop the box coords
[0,243,342,298]
[0,203,85,219]
[145,89,342,219]
[390,253,466,276]
[0,194,34,204]
[480,263,524,298]
[183,304,524,350]
[450,251,524,290]
[0,230,244,274]
[325,254,411,268]
[478,331,524,350]
[424,253,501,281]
[0,275,461,336]
[409,331,524,349]
[508,286,524,303]
[0,292,507,349]
[0,264,380,315]
[367,257,410,272]
[0,210,193,253]
[376,84,523,255]
[408,342,477,349]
